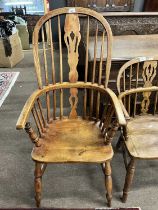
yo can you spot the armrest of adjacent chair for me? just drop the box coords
[118,86,158,120]
[105,88,126,126]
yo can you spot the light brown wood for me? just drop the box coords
[41,26,48,85]
[32,7,112,88]
[48,19,56,120]
[99,31,105,85]
[85,16,89,83]
[37,98,47,128]
[16,7,124,207]
[25,122,41,147]
[105,120,119,145]
[48,19,55,84]
[58,15,63,119]
[92,24,98,83]
[16,82,126,129]
[53,90,56,120]
[46,92,51,123]
[96,92,100,121]
[117,56,158,203]
[84,16,89,119]
[117,56,158,94]
[122,158,135,203]
[64,14,81,119]
[31,118,113,163]
[32,107,43,137]
[89,22,98,118]
[133,62,139,117]
[101,105,115,136]
[100,12,158,16]
[105,160,112,207]
[125,115,158,159]
[88,35,158,62]
[34,162,42,207]
[34,104,45,133]
[141,61,157,114]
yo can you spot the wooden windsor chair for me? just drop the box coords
[16,7,126,207]
[117,56,158,203]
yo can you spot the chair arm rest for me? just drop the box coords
[118,86,158,120]
[119,86,158,98]
[118,99,130,120]
[105,88,126,126]
[16,89,41,130]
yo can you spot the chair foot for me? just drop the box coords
[122,157,135,203]
[34,162,42,207]
[104,160,112,207]
[35,191,41,207]
[121,193,128,203]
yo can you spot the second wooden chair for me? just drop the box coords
[117,56,158,202]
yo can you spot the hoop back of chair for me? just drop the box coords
[32,7,112,89]
[117,56,158,117]
[32,7,112,121]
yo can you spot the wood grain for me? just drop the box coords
[16,82,126,129]
[117,56,158,203]
[31,118,113,163]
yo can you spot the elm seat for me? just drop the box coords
[126,115,158,159]
[32,118,113,163]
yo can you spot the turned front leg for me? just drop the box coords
[122,157,136,203]
[34,162,42,207]
[104,160,112,207]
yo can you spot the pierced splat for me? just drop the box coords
[141,61,157,114]
[64,14,81,119]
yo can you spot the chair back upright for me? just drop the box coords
[32,7,113,121]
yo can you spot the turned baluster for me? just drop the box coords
[105,120,119,145]
[25,122,41,147]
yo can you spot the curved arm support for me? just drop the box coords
[104,88,126,126]
[118,86,158,119]
[16,82,126,130]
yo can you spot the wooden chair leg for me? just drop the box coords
[122,142,128,170]
[104,160,112,207]
[122,157,136,203]
[34,162,42,207]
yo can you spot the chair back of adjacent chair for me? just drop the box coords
[117,56,158,117]
[31,7,113,121]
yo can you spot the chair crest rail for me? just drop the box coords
[32,7,112,89]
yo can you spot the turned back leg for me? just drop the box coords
[104,160,112,207]
[34,162,47,207]
[122,157,136,203]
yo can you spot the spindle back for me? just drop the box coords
[32,7,112,88]
[117,56,158,117]
[31,7,113,121]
